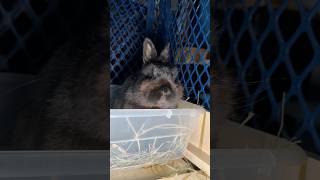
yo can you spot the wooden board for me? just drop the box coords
[174,48,210,65]
[159,172,209,180]
[306,155,320,180]
[184,110,210,176]
[111,159,196,180]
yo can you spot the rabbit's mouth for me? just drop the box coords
[140,78,176,97]
[147,83,174,102]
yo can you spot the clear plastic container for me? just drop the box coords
[110,109,203,170]
[213,121,307,180]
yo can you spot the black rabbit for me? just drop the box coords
[5,0,108,150]
[111,38,184,109]
[211,61,236,148]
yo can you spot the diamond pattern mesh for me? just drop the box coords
[0,0,67,73]
[110,0,149,84]
[110,0,211,110]
[169,0,211,110]
[216,0,320,155]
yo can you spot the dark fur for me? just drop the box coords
[212,60,235,147]
[111,38,184,109]
[6,1,108,150]
[212,14,236,147]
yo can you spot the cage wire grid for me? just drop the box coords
[168,0,211,110]
[110,0,211,110]
[0,0,67,73]
[110,0,150,84]
[215,0,320,154]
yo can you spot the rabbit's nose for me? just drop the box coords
[160,85,171,94]
[163,87,169,93]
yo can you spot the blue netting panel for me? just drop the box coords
[167,0,211,110]
[0,0,62,73]
[110,0,154,84]
[216,0,320,155]
[110,0,211,110]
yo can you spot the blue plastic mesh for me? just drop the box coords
[110,0,211,110]
[168,0,211,110]
[216,0,320,154]
[110,0,150,84]
[0,0,62,73]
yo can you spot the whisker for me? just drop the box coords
[231,88,267,101]
[0,78,43,98]
[232,95,269,111]
[214,77,290,85]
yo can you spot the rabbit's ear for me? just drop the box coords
[143,38,157,63]
[160,43,170,62]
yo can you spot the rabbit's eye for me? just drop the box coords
[144,75,153,80]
